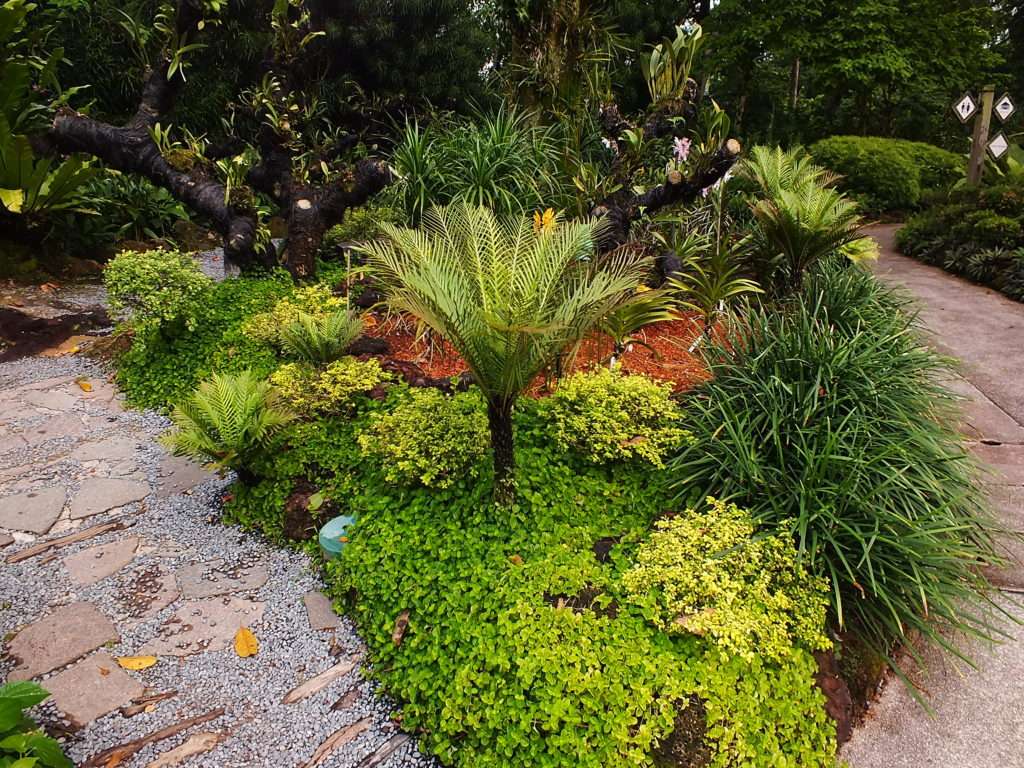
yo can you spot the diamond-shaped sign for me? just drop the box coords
[994,94,1016,123]
[988,132,1010,160]
[954,93,978,123]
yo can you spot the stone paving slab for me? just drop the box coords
[138,597,265,657]
[43,652,145,727]
[158,455,216,496]
[945,375,1024,444]
[120,566,181,619]
[22,413,87,447]
[0,532,12,548]
[304,591,341,631]
[72,434,147,463]
[177,559,269,599]
[63,536,141,586]
[70,477,150,519]
[21,388,80,412]
[843,600,1024,768]
[0,486,66,534]
[6,602,119,681]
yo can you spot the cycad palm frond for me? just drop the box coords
[163,370,295,476]
[358,202,651,503]
[738,145,838,198]
[279,309,364,364]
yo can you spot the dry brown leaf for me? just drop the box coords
[99,666,111,676]
[392,610,410,646]
[117,655,158,671]
[234,627,259,658]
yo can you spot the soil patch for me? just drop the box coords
[0,307,109,362]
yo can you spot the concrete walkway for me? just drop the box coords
[841,226,1024,768]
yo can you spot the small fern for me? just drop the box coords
[162,371,295,478]
[280,309,364,364]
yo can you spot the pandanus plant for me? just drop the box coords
[358,202,650,505]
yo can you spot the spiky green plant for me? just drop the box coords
[358,202,650,504]
[163,371,295,483]
[598,289,678,366]
[279,308,364,365]
[641,24,704,105]
[750,184,864,293]
[737,145,837,199]
[670,264,1011,677]
[668,241,763,342]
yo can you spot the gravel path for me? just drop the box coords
[0,354,435,768]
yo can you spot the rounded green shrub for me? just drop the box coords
[242,284,346,346]
[358,388,490,488]
[105,249,211,339]
[546,367,689,467]
[808,136,921,212]
[623,497,831,663]
[270,358,392,416]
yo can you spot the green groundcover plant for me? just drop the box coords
[224,392,835,767]
[669,262,1009,663]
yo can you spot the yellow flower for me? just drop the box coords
[635,284,652,293]
[533,208,557,233]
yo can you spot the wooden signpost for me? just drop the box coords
[957,85,1016,186]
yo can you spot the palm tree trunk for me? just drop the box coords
[487,399,516,506]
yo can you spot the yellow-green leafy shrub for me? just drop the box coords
[242,285,345,345]
[623,497,831,662]
[270,358,392,416]
[547,367,689,467]
[358,388,489,488]
[105,249,211,338]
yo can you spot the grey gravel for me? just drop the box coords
[0,353,437,768]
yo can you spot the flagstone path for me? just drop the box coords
[841,226,1024,768]
[0,352,432,768]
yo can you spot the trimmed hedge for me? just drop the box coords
[809,136,963,213]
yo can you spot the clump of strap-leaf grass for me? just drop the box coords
[670,261,1014,677]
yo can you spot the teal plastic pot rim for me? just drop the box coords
[319,514,357,561]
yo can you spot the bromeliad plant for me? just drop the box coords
[359,202,650,505]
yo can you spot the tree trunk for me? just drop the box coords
[487,399,516,506]
[789,57,801,112]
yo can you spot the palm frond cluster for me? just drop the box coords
[739,145,870,295]
[280,308,364,364]
[359,202,651,502]
[163,371,295,476]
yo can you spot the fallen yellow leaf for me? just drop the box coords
[234,627,259,658]
[117,655,158,671]
[75,377,93,392]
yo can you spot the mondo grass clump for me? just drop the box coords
[670,262,1009,664]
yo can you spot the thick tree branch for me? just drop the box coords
[594,137,742,248]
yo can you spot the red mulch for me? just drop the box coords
[364,312,712,394]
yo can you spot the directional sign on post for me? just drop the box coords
[994,94,1016,123]
[988,132,1010,160]
[954,92,979,123]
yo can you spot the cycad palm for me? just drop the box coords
[163,371,295,482]
[359,202,650,504]
[280,309,363,365]
[751,184,863,293]
[738,145,837,198]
